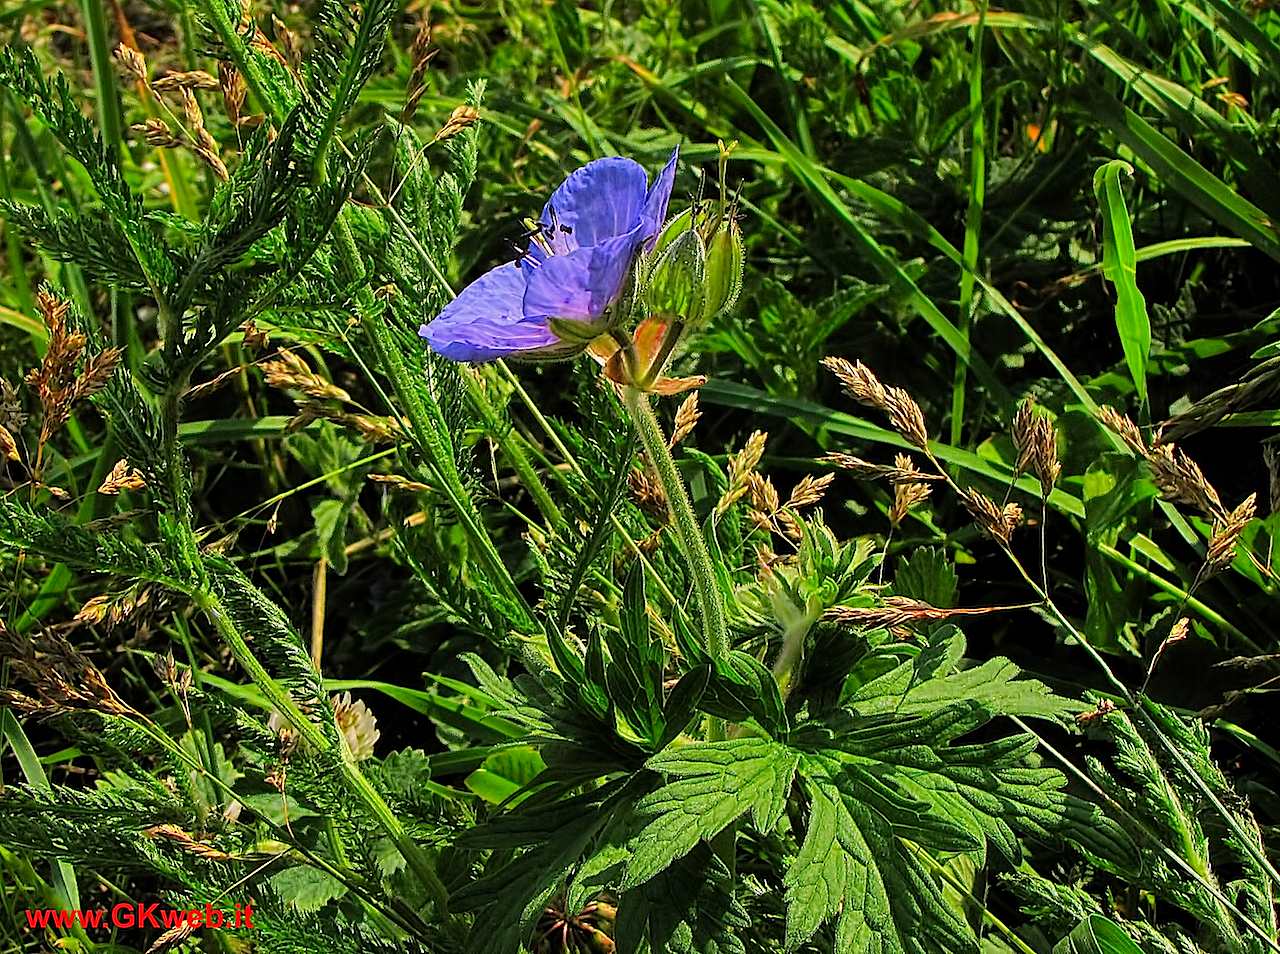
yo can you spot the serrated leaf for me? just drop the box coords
[617,845,748,954]
[268,864,348,913]
[849,628,1078,722]
[624,738,798,889]
[784,765,977,954]
[311,498,351,576]
[892,548,958,609]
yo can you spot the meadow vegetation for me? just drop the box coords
[1,1,1279,952]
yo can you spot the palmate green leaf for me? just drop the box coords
[622,738,799,890]
[784,765,976,954]
[846,627,1080,722]
[453,782,634,953]
[616,845,749,954]
[896,735,1134,868]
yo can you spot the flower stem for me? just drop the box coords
[623,386,728,662]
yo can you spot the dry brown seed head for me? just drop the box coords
[717,430,768,514]
[962,488,1017,544]
[219,62,246,125]
[884,386,930,449]
[1033,415,1061,489]
[410,16,434,65]
[890,479,932,527]
[73,347,122,402]
[142,824,235,861]
[786,472,833,510]
[185,366,243,401]
[1000,501,1024,541]
[112,43,147,82]
[271,15,303,70]
[1145,442,1223,517]
[820,451,888,479]
[629,468,668,523]
[146,921,197,954]
[1098,405,1146,455]
[261,350,352,403]
[1012,398,1038,475]
[178,87,205,130]
[193,127,229,181]
[432,104,481,144]
[132,118,181,148]
[669,391,701,447]
[336,412,401,443]
[0,624,135,717]
[1205,492,1257,575]
[776,509,804,542]
[822,356,887,409]
[0,423,18,462]
[151,70,220,92]
[401,18,438,123]
[98,458,147,495]
[369,473,431,493]
[747,472,779,516]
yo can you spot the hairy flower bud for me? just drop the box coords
[644,204,744,328]
[703,216,744,319]
[645,227,705,322]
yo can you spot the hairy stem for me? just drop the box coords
[622,386,728,661]
[192,587,452,918]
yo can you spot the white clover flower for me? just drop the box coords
[332,692,380,761]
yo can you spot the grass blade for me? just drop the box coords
[1092,160,1151,405]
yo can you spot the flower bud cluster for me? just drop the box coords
[642,201,744,329]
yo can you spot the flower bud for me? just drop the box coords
[650,207,694,258]
[703,217,744,319]
[644,227,705,323]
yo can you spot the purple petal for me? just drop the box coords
[523,224,646,321]
[641,146,680,249]
[421,261,558,362]
[538,156,648,254]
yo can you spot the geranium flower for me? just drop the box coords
[421,148,679,362]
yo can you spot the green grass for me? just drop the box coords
[1,1,1278,953]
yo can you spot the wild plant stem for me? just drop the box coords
[622,386,728,662]
[192,587,453,919]
[1001,550,1280,893]
[462,367,565,529]
[623,386,737,871]
[330,213,550,680]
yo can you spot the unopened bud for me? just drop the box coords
[703,217,743,319]
[644,228,705,322]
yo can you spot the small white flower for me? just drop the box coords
[332,692,379,761]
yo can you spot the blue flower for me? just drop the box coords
[421,147,679,362]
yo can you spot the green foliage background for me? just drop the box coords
[0,1,1278,953]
